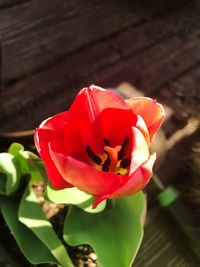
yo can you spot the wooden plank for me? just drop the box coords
[0,0,185,81]
[1,0,198,131]
[1,13,200,130]
[1,0,194,106]
[166,66,200,114]
[134,206,199,267]
[1,20,200,132]
[94,29,200,95]
[1,41,119,114]
[0,0,141,82]
[109,0,200,57]
[0,0,26,8]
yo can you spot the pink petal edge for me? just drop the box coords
[126,97,165,142]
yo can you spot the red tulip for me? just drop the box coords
[34,85,164,208]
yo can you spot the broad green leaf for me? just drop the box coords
[0,196,58,265]
[19,183,73,267]
[46,183,91,204]
[0,153,21,195]
[46,183,106,213]
[64,192,146,267]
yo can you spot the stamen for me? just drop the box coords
[102,154,110,172]
[120,158,131,168]
[118,136,129,160]
[86,145,102,165]
[103,138,110,146]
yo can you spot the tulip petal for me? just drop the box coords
[126,97,165,142]
[34,111,68,156]
[111,153,156,198]
[45,159,73,189]
[129,127,150,174]
[135,115,150,145]
[64,85,130,154]
[49,141,125,196]
[70,85,129,122]
[34,112,72,189]
[93,194,110,209]
[93,127,150,208]
[97,108,137,147]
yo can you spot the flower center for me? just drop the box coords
[86,137,131,175]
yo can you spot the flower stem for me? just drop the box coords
[151,174,165,190]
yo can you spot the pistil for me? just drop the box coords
[104,145,121,172]
[86,136,131,175]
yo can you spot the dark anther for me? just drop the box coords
[86,145,102,165]
[120,158,131,168]
[118,136,129,160]
[102,154,111,172]
[103,138,110,146]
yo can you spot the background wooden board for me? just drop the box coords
[1,0,200,131]
[134,205,199,267]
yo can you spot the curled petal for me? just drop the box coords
[49,142,125,196]
[93,194,110,209]
[110,153,156,198]
[45,158,73,189]
[129,127,150,174]
[135,115,150,145]
[34,112,72,189]
[126,97,165,142]
[34,111,68,157]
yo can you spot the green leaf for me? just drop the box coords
[64,192,146,267]
[79,199,107,214]
[27,157,48,182]
[8,143,43,183]
[0,196,58,265]
[18,183,73,267]
[0,153,21,195]
[8,142,25,156]
[46,183,106,213]
[46,182,91,204]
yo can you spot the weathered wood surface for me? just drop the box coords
[134,206,199,267]
[0,0,142,82]
[0,0,200,131]
[0,0,29,8]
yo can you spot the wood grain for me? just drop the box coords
[134,206,199,267]
[0,0,185,82]
[0,0,141,82]
[1,0,200,131]
[0,0,28,8]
